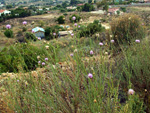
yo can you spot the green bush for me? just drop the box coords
[81,3,95,12]
[0,43,59,73]
[25,32,37,41]
[110,14,146,45]
[4,29,13,38]
[69,14,81,23]
[57,15,65,24]
[78,21,104,37]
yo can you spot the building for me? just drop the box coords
[108,8,120,15]
[32,27,45,38]
[0,10,11,16]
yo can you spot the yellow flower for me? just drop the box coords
[94,99,97,103]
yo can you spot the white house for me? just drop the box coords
[32,27,45,38]
[0,10,11,16]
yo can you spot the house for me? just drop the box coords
[77,4,84,6]
[0,10,11,16]
[108,8,120,15]
[32,27,45,38]
[66,6,77,10]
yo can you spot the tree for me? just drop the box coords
[70,0,78,5]
[103,4,108,12]
[88,0,96,3]
[62,2,67,8]
[82,3,95,12]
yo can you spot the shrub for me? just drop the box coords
[25,32,37,41]
[69,14,81,23]
[78,21,104,38]
[110,14,146,45]
[120,7,126,12]
[4,29,13,38]
[81,3,95,12]
[0,43,59,73]
[57,15,65,24]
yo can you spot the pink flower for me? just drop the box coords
[53,33,56,36]
[32,30,35,33]
[38,61,41,64]
[88,73,93,78]
[72,16,76,20]
[71,33,74,37]
[90,50,94,55]
[74,23,77,26]
[110,40,115,43]
[78,25,80,28]
[45,58,48,61]
[23,21,27,25]
[38,37,41,40]
[128,89,135,95]
[70,53,73,57]
[135,39,140,43]
[99,42,103,46]
[6,24,11,29]
[42,62,45,66]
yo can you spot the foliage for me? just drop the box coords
[25,32,37,41]
[4,29,13,38]
[103,4,109,12]
[22,27,27,32]
[78,21,104,37]
[57,15,65,24]
[69,14,81,23]
[81,3,95,12]
[120,7,126,12]
[110,14,146,45]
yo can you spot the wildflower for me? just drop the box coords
[45,58,48,61]
[71,45,74,48]
[74,23,77,26]
[99,42,103,46]
[17,80,19,82]
[145,89,147,92]
[42,62,45,66]
[53,33,56,36]
[43,40,47,43]
[72,16,76,20]
[6,24,11,29]
[32,30,35,33]
[110,35,113,38]
[25,81,28,85]
[78,25,80,28]
[71,33,74,37]
[96,33,99,37]
[29,91,31,93]
[23,21,27,25]
[90,50,94,55]
[128,89,135,95]
[70,53,73,57]
[45,45,49,50]
[37,56,40,59]
[110,40,115,43]
[37,37,41,40]
[105,52,108,55]
[135,39,140,43]
[88,73,93,78]
[94,99,97,103]
[128,17,131,20]
[74,49,78,52]
[38,61,41,64]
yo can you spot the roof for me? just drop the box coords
[32,27,45,33]
[0,10,5,13]
[108,8,119,13]
[77,4,84,6]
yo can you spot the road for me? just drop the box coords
[110,3,150,7]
